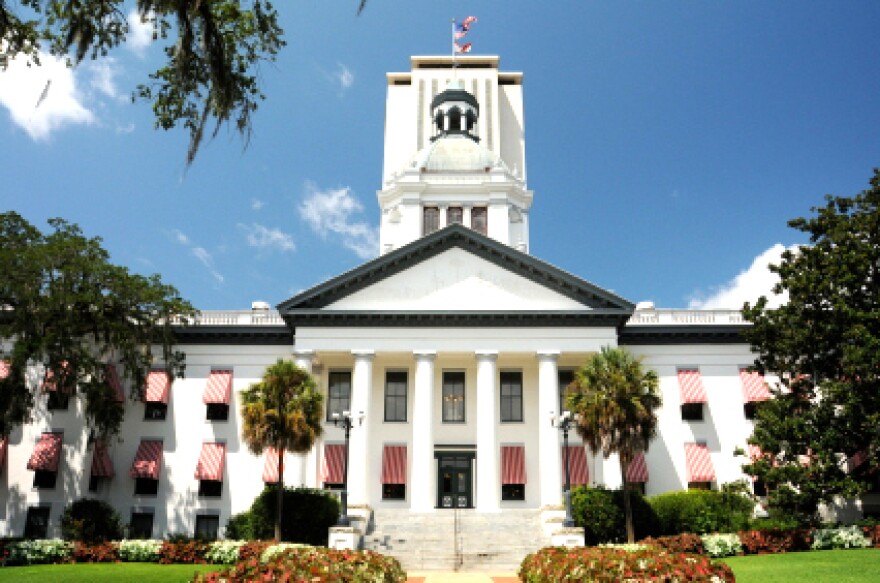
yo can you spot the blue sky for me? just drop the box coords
[1,1,879,311]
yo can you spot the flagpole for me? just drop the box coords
[451,18,457,76]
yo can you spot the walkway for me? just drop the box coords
[406,573,518,583]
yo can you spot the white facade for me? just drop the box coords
[1,56,777,540]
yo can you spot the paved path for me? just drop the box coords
[406,572,518,582]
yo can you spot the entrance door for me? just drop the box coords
[437,455,472,509]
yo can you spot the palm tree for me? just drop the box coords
[240,359,323,541]
[567,346,661,543]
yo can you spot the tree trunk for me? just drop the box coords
[275,447,284,541]
[620,456,634,543]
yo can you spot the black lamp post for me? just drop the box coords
[332,410,363,527]
[551,410,578,528]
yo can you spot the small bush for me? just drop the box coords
[224,512,252,540]
[193,547,406,582]
[60,498,124,543]
[117,539,163,562]
[749,514,802,531]
[737,528,812,554]
[701,533,743,557]
[5,539,73,565]
[811,525,871,550]
[649,488,754,535]
[247,486,339,544]
[236,540,272,563]
[518,546,734,582]
[570,485,659,544]
[205,540,247,564]
[640,533,704,554]
[159,539,210,564]
[72,541,119,563]
[260,542,311,562]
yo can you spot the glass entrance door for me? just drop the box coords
[437,455,472,509]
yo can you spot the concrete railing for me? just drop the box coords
[626,309,746,326]
[173,310,285,326]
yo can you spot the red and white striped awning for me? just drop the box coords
[90,440,115,478]
[0,436,8,474]
[145,370,170,404]
[562,445,588,485]
[748,444,763,462]
[0,360,9,378]
[203,369,233,405]
[194,442,226,481]
[740,369,770,402]
[501,445,527,485]
[27,432,63,472]
[262,447,283,483]
[626,452,649,483]
[130,440,163,479]
[381,445,407,485]
[106,364,125,403]
[321,444,345,484]
[678,369,707,404]
[685,443,715,483]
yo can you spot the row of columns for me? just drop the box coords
[295,348,568,512]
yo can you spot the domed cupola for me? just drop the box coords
[429,80,480,142]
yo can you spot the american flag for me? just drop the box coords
[454,42,472,54]
[453,16,477,39]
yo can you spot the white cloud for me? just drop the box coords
[170,229,224,284]
[251,198,265,211]
[688,244,796,310]
[127,10,154,56]
[87,59,121,100]
[239,223,295,253]
[298,183,378,259]
[336,63,354,90]
[0,50,95,140]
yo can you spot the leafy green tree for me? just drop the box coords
[743,168,880,524]
[0,1,367,164]
[240,359,323,541]
[567,346,661,542]
[0,211,195,439]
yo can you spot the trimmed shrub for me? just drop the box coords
[204,540,247,564]
[224,512,252,540]
[748,515,802,531]
[518,546,735,582]
[260,542,311,562]
[570,485,659,544]
[193,547,406,582]
[159,539,211,564]
[811,525,871,550]
[72,541,119,563]
[737,528,812,554]
[649,488,753,535]
[60,498,124,543]
[245,486,339,544]
[117,539,163,562]
[701,533,743,557]
[640,533,704,554]
[5,539,73,565]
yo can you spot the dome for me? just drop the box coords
[408,134,509,173]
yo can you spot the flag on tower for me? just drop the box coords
[453,16,478,39]
[454,42,472,54]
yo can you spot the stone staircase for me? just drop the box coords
[362,508,550,571]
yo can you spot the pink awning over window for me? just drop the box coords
[381,445,407,485]
[27,432,62,472]
[106,364,125,403]
[130,440,163,479]
[145,370,170,404]
[626,452,649,483]
[194,442,226,481]
[90,440,115,478]
[678,369,707,404]
[501,445,526,484]
[0,360,9,378]
[685,443,715,483]
[203,369,233,405]
[740,369,771,402]
[562,445,588,485]
[321,444,345,484]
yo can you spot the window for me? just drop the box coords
[627,482,647,496]
[129,511,154,539]
[501,484,525,501]
[681,403,704,421]
[382,484,406,500]
[144,402,167,421]
[558,370,574,414]
[134,478,159,496]
[24,507,51,538]
[47,391,70,410]
[384,371,407,422]
[198,480,223,497]
[447,206,463,225]
[206,403,229,421]
[744,402,759,420]
[33,469,58,489]
[471,207,487,235]
[753,479,768,497]
[442,371,466,423]
[194,515,220,540]
[423,206,440,235]
[326,371,352,421]
[688,481,713,491]
[88,475,103,492]
[500,371,523,422]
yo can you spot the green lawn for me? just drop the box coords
[0,563,218,583]
[722,548,880,583]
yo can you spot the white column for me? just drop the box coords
[348,350,374,505]
[475,350,500,512]
[538,350,563,507]
[291,349,315,487]
[439,205,448,229]
[411,350,436,512]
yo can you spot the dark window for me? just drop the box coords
[471,207,487,235]
[448,107,462,131]
[442,371,466,423]
[384,371,407,422]
[501,484,525,501]
[47,391,70,411]
[24,507,51,538]
[323,482,343,490]
[423,207,440,235]
[194,515,220,540]
[134,478,159,496]
[129,512,154,539]
[88,475,102,492]
[744,402,759,420]
[627,482,647,496]
[688,481,713,491]
[558,370,574,414]
[500,371,523,422]
[33,469,58,489]
[327,371,352,421]
[206,403,229,421]
[447,206,463,225]
[681,403,704,421]
[144,402,167,421]
[198,480,223,497]
[753,479,768,497]
[382,484,406,500]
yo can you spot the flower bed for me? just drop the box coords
[193,547,406,582]
[518,546,734,582]
[736,528,812,554]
